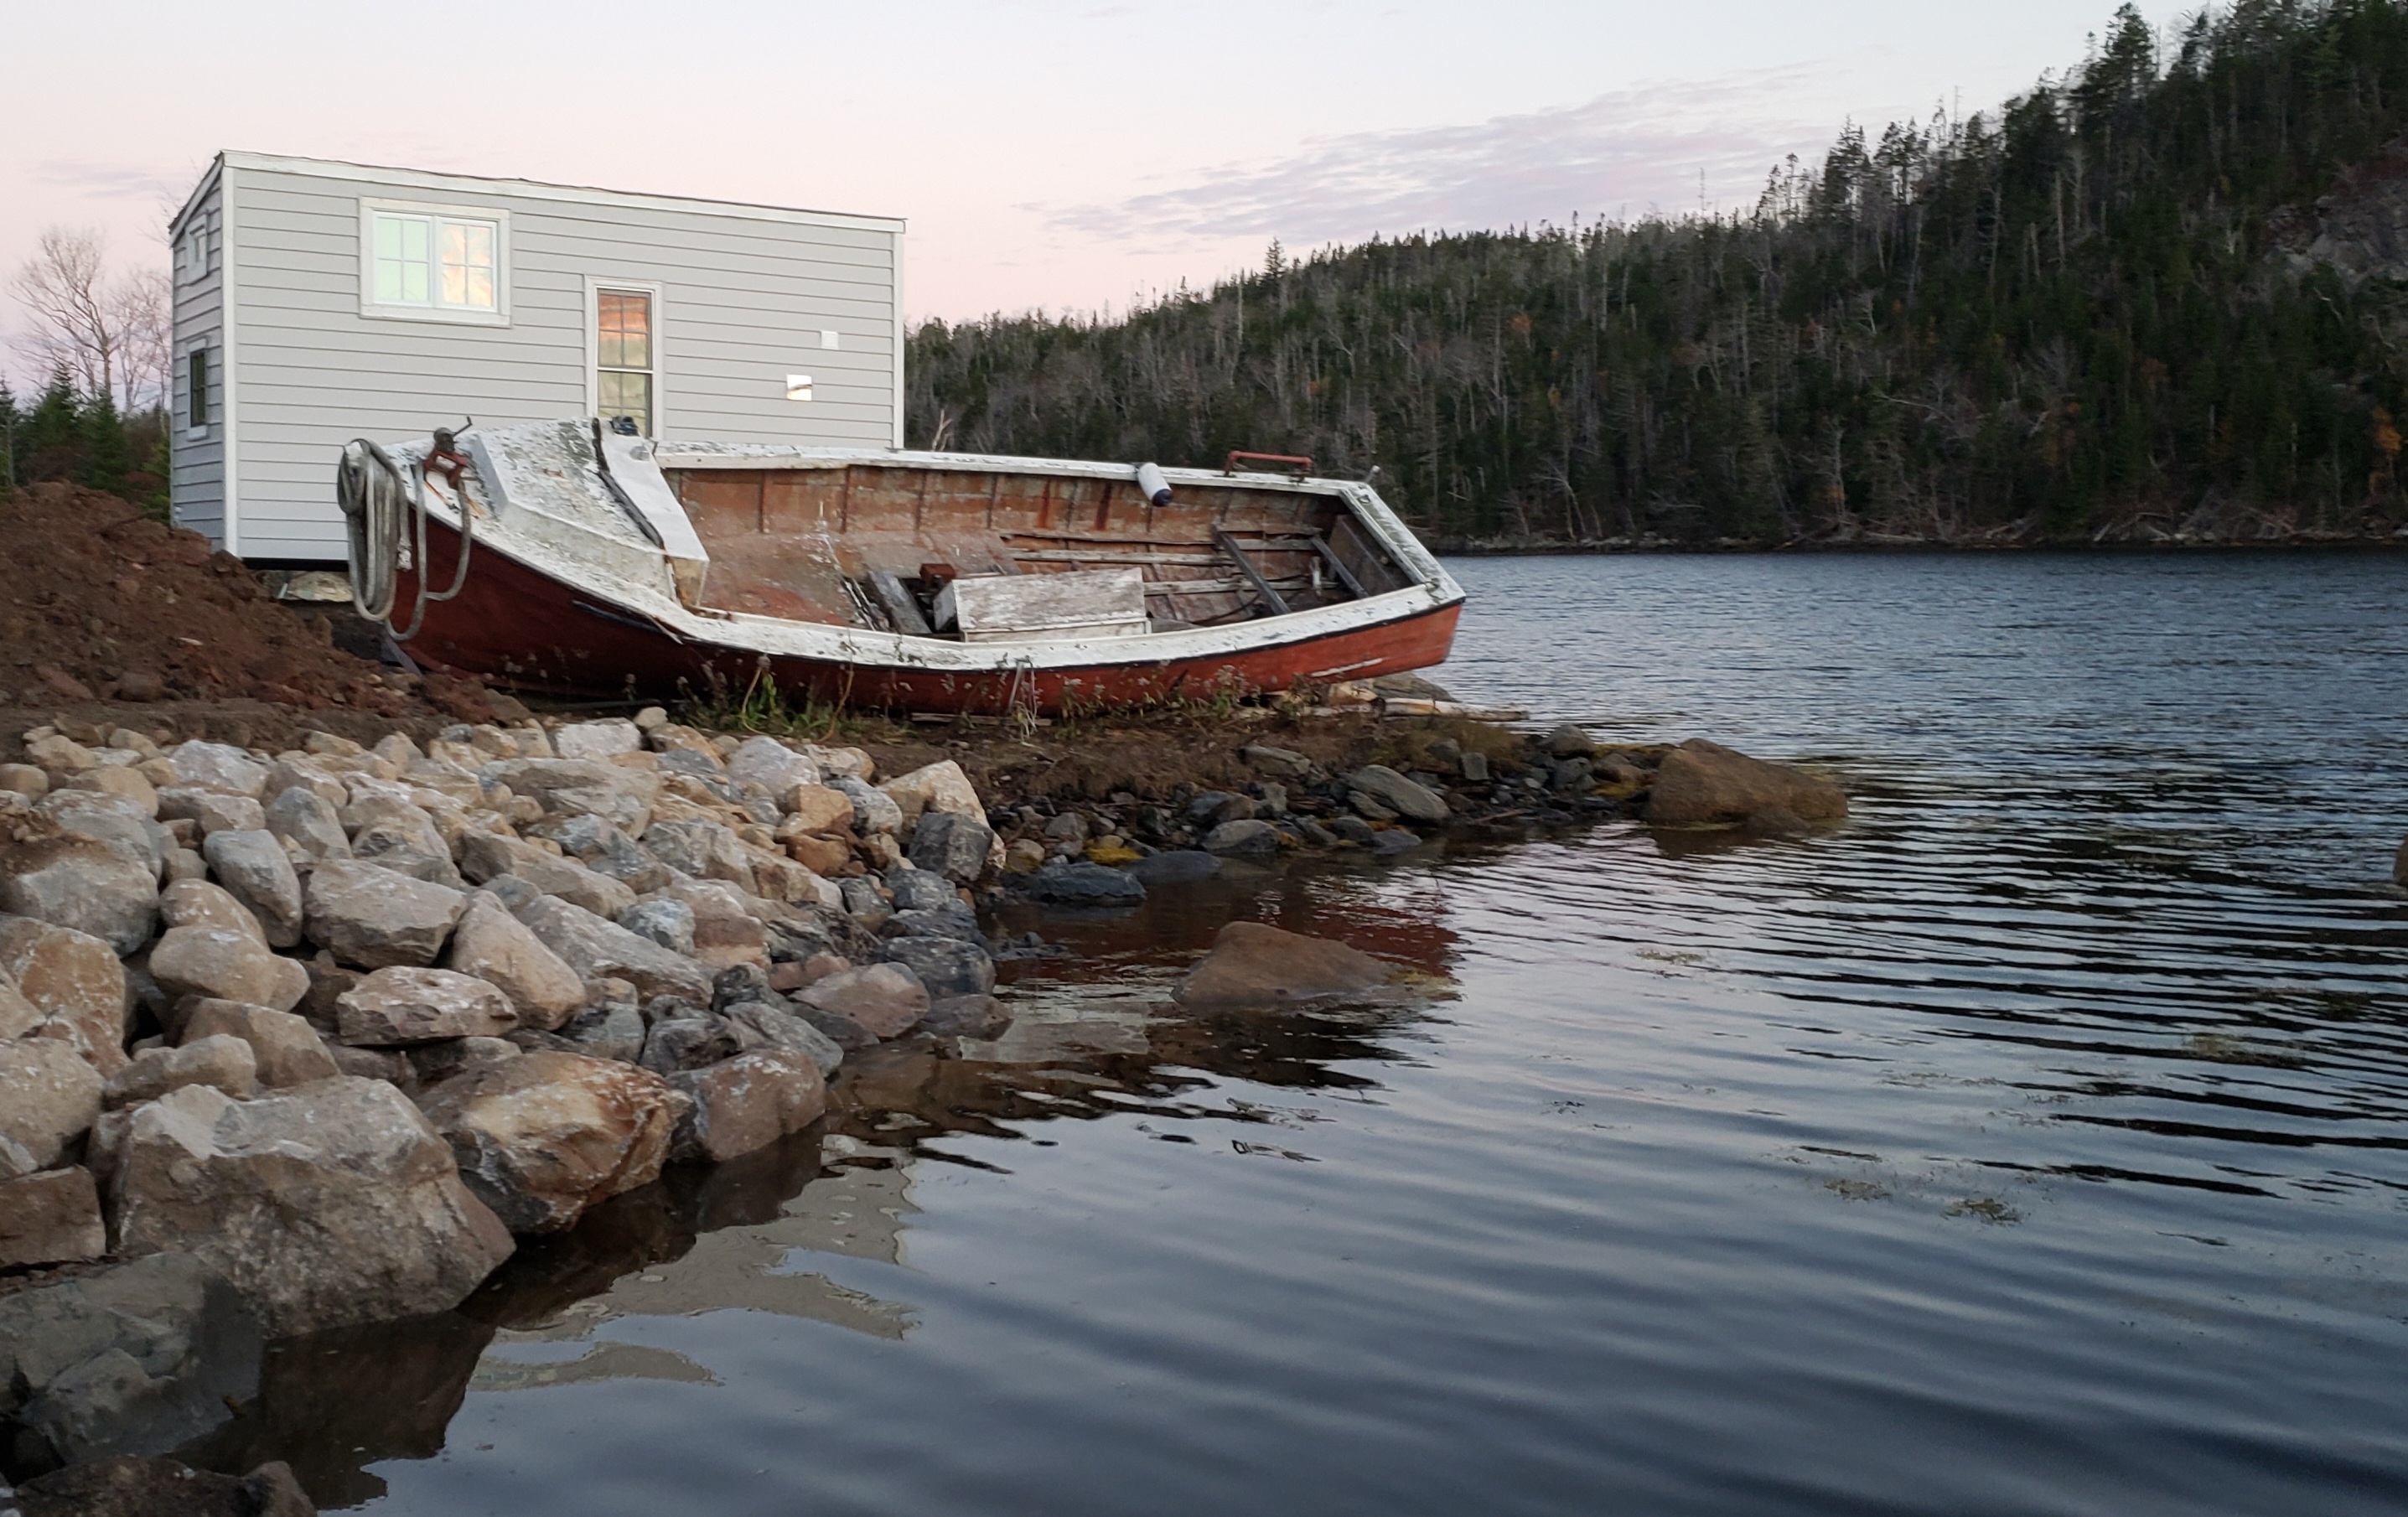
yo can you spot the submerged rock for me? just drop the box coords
[1175,921,1395,1009]
[919,993,1013,1040]
[1641,738,1848,828]
[1021,861,1147,906]
[1126,850,1222,888]
[0,1255,263,1473]
[14,1455,314,1517]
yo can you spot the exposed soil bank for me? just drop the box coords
[0,484,508,728]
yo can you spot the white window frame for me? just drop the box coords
[358,198,510,326]
[174,216,209,285]
[584,276,666,436]
[182,343,212,439]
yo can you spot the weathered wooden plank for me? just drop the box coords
[1214,530,1290,615]
[940,567,1149,643]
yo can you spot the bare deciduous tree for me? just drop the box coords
[12,226,168,413]
[111,267,169,414]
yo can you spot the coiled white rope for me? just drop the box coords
[336,435,474,642]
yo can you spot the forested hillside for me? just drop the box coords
[909,2,2408,546]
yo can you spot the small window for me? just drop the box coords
[596,289,655,435]
[187,349,210,432]
[360,201,508,324]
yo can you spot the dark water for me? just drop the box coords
[238,553,2408,1514]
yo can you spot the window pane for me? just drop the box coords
[189,350,209,427]
[374,215,431,305]
[598,291,650,370]
[598,370,651,436]
[439,220,497,309]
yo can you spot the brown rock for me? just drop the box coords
[445,892,585,1030]
[768,952,847,993]
[0,916,129,1074]
[652,880,769,972]
[1175,921,1393,1008]
[179,1001,341,1087]
[1641,738,1849,828]
[416,1051,679,1233]
[158,879,267,944]
[0,762,51,800]
[65,764,159,816]
[0,965,40,1041]
[668,1048,826,1163]
[148,925,308,1015]
[103,1035,258,1108]
[785,832,855,878]
[795,962,929,1039]
[407,1035,520,1089]
[336,966,518,1046]
[322,1038,412,1086]
[0,1165,107,1267]
[781,784,857,836]
[112,1079,515,1336]
[0,1037,104,1168]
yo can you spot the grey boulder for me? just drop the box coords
[201,829,304,947]
[304,859,466,969]
[111,1078,516,1336]
[1344,765,1450,824]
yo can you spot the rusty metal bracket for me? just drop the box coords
[1224,450,1313,479]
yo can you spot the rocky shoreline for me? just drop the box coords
[0,693,1845,1510]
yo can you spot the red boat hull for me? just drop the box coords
[392,517,1460,714]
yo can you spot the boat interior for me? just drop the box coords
[663,461,1418,643]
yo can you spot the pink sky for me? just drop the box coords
[3,0,2183,383]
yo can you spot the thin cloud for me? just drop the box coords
[1045,63,1889,249]
[32,159,192,204]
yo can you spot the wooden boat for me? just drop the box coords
[346,419,1464,714]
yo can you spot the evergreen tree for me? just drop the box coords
[18,371,85,485]
[909,0,2408,545]
[77,388,129,498]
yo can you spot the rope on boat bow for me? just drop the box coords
[337,425,476,643]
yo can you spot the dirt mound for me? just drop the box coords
[0,484,494,723]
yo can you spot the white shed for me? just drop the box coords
[166,152,904,565]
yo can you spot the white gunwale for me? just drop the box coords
[390,427,1463,681]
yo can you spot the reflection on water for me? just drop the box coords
[192,552,2408,1514]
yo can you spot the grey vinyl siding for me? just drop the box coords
[207,156,901,562]
[168,173,226,541]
